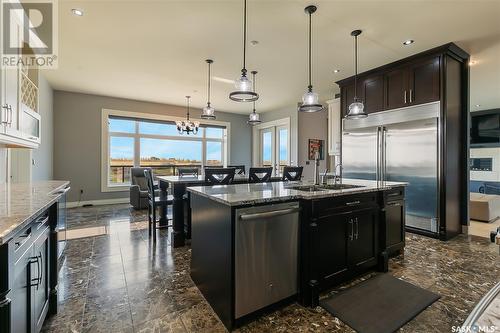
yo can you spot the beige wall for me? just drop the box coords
[53,90,252,202]
[298,111,328,181]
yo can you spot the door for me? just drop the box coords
[384,118,439,233]
[341,126,378,180]
[317,212,349,282]
[11,244,33,333]
[408,56,440,105]
[361,75,384,114]
[258,123,290,176]
[347,208,378,268]
[32,224,50,333]
[385,67,408,110]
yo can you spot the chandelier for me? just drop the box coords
[176,96,199,135]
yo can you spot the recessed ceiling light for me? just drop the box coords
[475,104,481,107]
[250,40,259,46]
[333,69,341,73]
[71,8,84,16]
[469,60,477,66]
[403,39,414,46]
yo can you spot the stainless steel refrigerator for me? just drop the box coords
[342,102,441,234]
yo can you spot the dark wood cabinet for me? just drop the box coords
[361,75,385,114]
[380,187,405,256]
[347,208,378,269]
[408,56,440,105]
[341,83,355,117]
[11,242,32,333]
[32,224,50,333]
[385,67,408,110]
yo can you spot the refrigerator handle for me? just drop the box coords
[376,126,382,182]
[382,126,387,181]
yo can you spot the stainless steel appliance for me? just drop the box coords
[234,202,300,318]
[52,186,70,260]
[342,102,440,234]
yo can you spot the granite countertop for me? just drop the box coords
[0,180,70,244]
[187,179,407,206]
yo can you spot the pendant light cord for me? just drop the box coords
[308,11,312,91]
[252,71,256,112]
[354,35,358,99]
[207,62,211,105]
[242,0,247,74]
[186,96,190,121]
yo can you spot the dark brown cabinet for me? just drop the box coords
[347,208,378,269]
[408,56,440,105]
[385,67,408,110]
[32,224,50,333]
[361,75,385,114]
[380,187,405,256]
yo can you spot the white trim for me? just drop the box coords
[101,108,231,193]
[327,98,341,156]
[252,117,291,171]
[67,197,129,208]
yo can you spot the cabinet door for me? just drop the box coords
[32,226,50,333]
[384,201,405,249]
[348,208,378,269]
[11,245,33,333]
[385,67,408,110]
[408,56,440,105]
[341,84,355,117]
[361,75,385,114]
[316,213,349,282]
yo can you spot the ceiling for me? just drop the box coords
[42,0,500,114]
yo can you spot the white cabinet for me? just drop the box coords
[0,9,40,148]
[327,98,341,156]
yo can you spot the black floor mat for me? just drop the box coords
[320,274,440,333]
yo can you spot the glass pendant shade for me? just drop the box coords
[299,90,323,112]
[347,99,367,119]
[248,110,261,124]
[201,104,215,120]
[230,73,258,102]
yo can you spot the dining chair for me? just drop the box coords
[282,166,304,181]
[228,165,246,175]
[178,167,199,178]
[248,167,273,183]
[205,167,236,185]
[144,169,173,241]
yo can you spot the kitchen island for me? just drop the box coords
[0,180,69,333]
[188,179,407,330]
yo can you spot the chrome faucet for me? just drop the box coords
[334,163,343,186]
[313,151,320,185]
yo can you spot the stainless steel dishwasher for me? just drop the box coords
[235,202,300,318]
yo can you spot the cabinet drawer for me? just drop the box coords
[383,187,405,202]
[12,213,49,263]
[312,192,378,217]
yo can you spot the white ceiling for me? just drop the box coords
[42,0,500,114]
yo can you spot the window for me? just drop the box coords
[252,118,291,176]
[102,110,229,191]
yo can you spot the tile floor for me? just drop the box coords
[42,204,500,333]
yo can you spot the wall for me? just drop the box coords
[53,90,252,203]
[32,75,53,180]
[298,110,328,180]
[0,148,6,183]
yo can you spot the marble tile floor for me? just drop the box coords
[42,204,500,333]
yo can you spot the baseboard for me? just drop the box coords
[67,197,129,208]
[462,225,469,235]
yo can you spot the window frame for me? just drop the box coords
[101,108,230,192]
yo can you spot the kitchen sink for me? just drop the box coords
[318,184,365,190]
[287,185,326,192]
[287,184,365,192]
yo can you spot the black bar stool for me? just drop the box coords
[282,166,304,181]
[205,167,236,185]
[248,167,273,183]
[144,169,173,241]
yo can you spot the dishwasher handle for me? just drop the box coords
[239,207,301,221]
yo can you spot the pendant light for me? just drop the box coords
[229,0,259,102]
[346,30,368,119]
[176,96,199,135]
[248,70,261,125]
[201,59,216,119]
[298,5,323,113]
